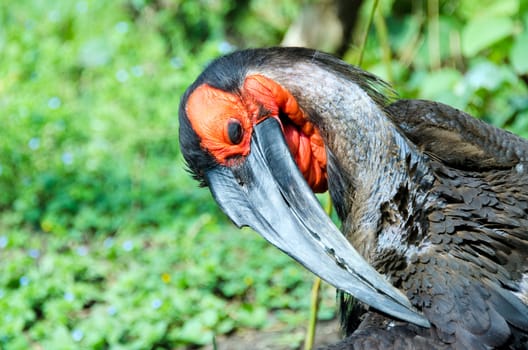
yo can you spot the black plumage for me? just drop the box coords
[179,47,528,349]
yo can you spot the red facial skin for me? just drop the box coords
[186,74,328,193]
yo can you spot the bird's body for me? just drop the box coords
[336,146,528,349]
[179,47,528,349]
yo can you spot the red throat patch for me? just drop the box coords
[185,75,327,193]
[243,75,327,192]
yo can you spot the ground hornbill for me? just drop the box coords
[178,47,528,349]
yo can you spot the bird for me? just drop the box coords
[178,47,528,349]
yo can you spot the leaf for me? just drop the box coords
[462,17,515,57]
[480,0,519,17]
[510,31,528,74]
[418,68,463,100]
[508,111,528,138]
[464,60,516,91]
[174,317,214,345]
[234,304,268,328]
[459,0,519,19]
[78,39,113,68]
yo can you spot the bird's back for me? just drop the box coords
[333,100,528,349]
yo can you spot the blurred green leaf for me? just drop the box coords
[510,31,528,74]
[462,17,514,57]
[465,60,516,91]
[418,68,463,102]
[234,304,268,328]
[459,0,519,19]
[509,111,528,138]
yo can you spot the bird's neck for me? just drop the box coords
[261,63,435,262]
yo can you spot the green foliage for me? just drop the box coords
[0,0,318,348]
[357,0,528,135]
[0,224,332,349]
[0,0,303,235]
[1,0,527,348]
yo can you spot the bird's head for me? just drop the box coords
[182,72,327,192]
[179,47,429,327]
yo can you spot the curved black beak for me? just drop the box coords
[205,118,430,327]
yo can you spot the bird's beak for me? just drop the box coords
[205,118,430,327]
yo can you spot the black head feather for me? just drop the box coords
[178,49,273,185]
[178,52,251,185]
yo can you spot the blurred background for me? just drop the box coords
[1,0,527,349]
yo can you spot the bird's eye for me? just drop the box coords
[227,119,243,145]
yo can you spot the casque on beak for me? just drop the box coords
[205,117,430,327]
